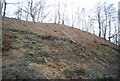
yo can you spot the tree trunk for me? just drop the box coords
[98,14,101,37]
[108,20,111,42]
[104,18,107,39]
[3,2,7,18]
[115,25,118,45]
[118,1,120,46]
[0,1,2,16]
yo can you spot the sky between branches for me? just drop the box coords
[5,0,119,18]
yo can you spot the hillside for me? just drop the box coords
[2,17,120,79]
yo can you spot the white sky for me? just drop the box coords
[5,0,119,17]
[6,0,119,8]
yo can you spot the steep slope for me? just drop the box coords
[2,17,120,79]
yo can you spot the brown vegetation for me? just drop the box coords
[2,17,119,79]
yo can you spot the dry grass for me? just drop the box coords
[2,17,119,79]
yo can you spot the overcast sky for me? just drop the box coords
[4,0,119,18]
[6,0,119,8]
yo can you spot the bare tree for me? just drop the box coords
[76,7,81,29]
[61,3,67,25]
[118,1,120,46]
[71,11,76,27]
[81,8,87,31]
[0,0,3,16]
[107,4,117,41]
[114,22,118,45]
[54,10,57,24]
[57,2,61,24]
[94,2,103,37]
[2,0,19,18]
[16,0,47,22]
[14,2,23,19]
[53,1,61,24]
[36,0,50,22]
[103,2,108,39]
[87,15,95,33]
[3,0,6,18]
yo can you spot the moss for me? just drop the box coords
[72,66,86,76]
[36,51,50,57]
[85,68,103,80]
[91,72,103,80]
[28,63,47,78]
[23,49,30,54]
[64,69,77,78]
